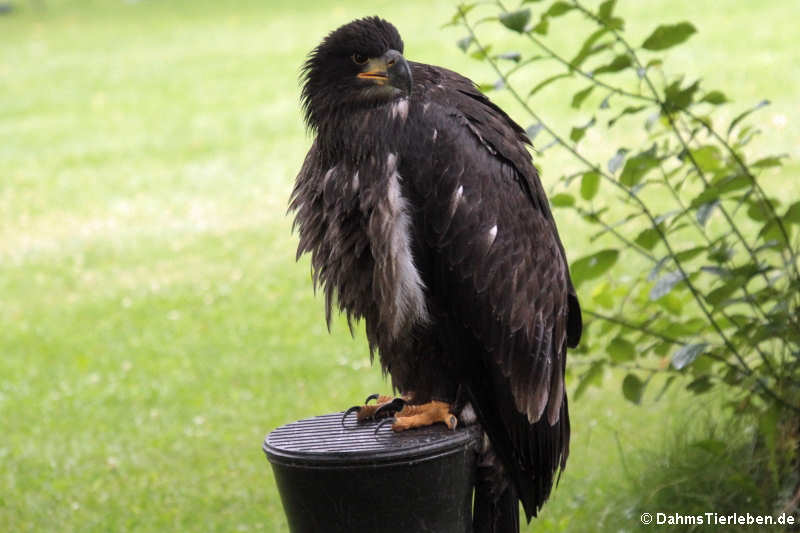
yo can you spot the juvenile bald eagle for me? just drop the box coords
[290,17,582,532]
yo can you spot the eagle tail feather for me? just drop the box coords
[473,446,520,533]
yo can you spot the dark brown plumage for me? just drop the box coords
[290,16,581,532]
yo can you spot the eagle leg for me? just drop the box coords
[341,394,407,427]
[388,401,458,432]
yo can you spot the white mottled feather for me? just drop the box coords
[323,166,336,184]
[459,403,478,425]
[487,224,498,248]
[391,98,409,121]
[448,184,464,219]
[382,153,429,336]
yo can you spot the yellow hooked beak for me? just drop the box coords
[356,58,390,84]
[355,49,412,95]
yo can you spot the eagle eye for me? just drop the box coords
[351,53,369,65]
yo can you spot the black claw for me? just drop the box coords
[374,397,406,419]
[364,393,381,404]
[374,417,395,435]
[341,406,361,428]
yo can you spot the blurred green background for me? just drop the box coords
[1,1,797,531]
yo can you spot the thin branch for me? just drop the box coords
[685,108,800,282]
[494,0,658,104]
[574,1,777,288]
[576,207,658,263]
[584,308,685,346]
[569,0,783,380]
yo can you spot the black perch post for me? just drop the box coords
[264,412,482,533]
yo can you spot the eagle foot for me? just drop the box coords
[341,394,407,427]
[375,400,457,433]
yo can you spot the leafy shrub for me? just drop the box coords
[449,0,799,500]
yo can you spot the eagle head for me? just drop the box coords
[300,17,412,131]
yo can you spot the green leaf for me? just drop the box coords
[784,201,800,224]
[757,219,786,242]
[647,256,670,281]
[604,16,625,30]
[700,265,728,278]
[571,85,595,109]
[580,171,601,200]
[544,1,573,17]
[608,105,646,127]
[690,175,751,207]
[634,227,660,250]
[570,249,619,287]
[499,9,531,33]
[641,22,697,51]
[696,200,718,227]
[701,90,729,105]
[597,0,616,21]
[457,36,473,52]
[569,28,610,69]
[610,336,636,362]
[495,51,522,62]
[531,17,549,35]
[751,155,787,168]
[570,117,596,143]
[526,123,544,141]
[620,145,659,186]
[711,171,751,190]
[663,78,699,113]
[645,111,662,130]
[757,203,799,241]
[707,241,734,263]
[686,375,713,395]
[705,283,738,306]
[590,280,615,309]
[671,343,708,370]
[622,374,644,404]
[657,291,685,315]
[653,375,676,401]
[687,145,723,172]
[574,361,604,400]
[728,99,770,136]
[470,44,492,60]
[735,124,761,148]
[594,54,632,75]
[550,193,575,207]
[746,199,773,222]
[675,246,705,262]
[650,270,684,300]
[608,148,629,174]
[443,3,477,27]
[529,73,571,96]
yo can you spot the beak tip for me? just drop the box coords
[389,57,412,96]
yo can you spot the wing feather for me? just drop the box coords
[406,62,582,519]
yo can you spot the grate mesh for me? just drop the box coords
[264,412,481,466]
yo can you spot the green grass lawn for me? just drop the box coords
[1,1,798,531]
